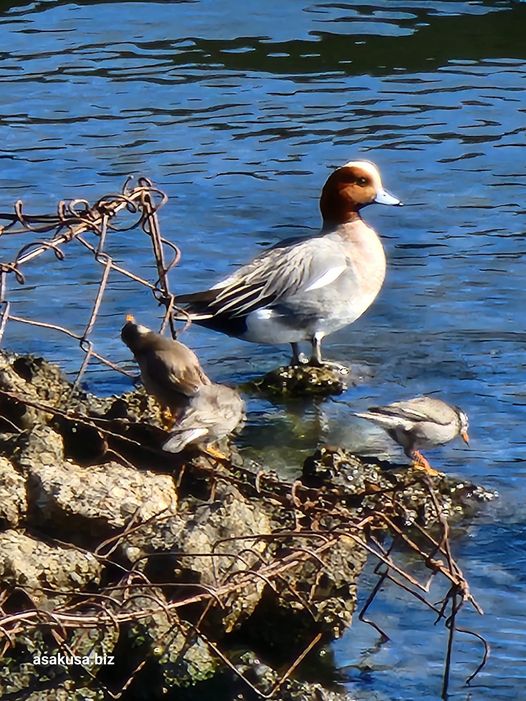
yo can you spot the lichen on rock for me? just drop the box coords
[0,530,102,605]
[0,456,27,528]
[303,446,496,527]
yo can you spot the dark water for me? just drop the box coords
[0,1,525,699]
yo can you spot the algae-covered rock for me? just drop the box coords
[0,352,63,430]
[27,456,178,542]
[0,623,118,699]
[122,481,272,633]
[0,351,113,425]
[105,386,164,425]
[0,676,106,701]
[10,424,64,474]
[242,530,366,653]
[231,652,376,701]
[110,586,218,691]
[0,351,494,701]
[20,687,105,701]
[254,364,351,397]
[6,422,177,543]
[303,446,496,527]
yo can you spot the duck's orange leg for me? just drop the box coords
[161,406,176,431]
[202,444,229,461]
[411,450,440,477]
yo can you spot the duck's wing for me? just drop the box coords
[179,385,244,430]
[162,424,208,453]
[177,237,348,320]
[162,385,244,452]
[144,345,210,397]
[357,397,454,428]
[355,408,417,432]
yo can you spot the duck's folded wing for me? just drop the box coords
[180,238,348,319]
[364,398,452,427]
[162,383,244,453]
[355,409,416,431]
[162,425,207,453]
[146,349,209,397]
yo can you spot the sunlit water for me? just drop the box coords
[0,1,525,699]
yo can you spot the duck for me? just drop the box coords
[121,314,210,415]
[354,396,470,475]
[174,160,401,366]
[162,383,244,457]
[121,315,244,457]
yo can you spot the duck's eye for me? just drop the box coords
[357,177,368,186]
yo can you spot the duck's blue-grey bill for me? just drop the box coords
[375,189,402,206]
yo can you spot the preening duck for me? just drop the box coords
[121,315,244,457]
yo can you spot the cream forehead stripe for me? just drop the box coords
[341,160,382,187]
[135,323,151,335]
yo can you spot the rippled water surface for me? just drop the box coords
[0,1,525,699]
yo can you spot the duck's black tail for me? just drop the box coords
[173,290,247,337]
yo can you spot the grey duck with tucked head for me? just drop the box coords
[162,383,244,457]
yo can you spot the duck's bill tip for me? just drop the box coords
[460,430,470,446]
[125,313,135,323]
[375,190,402,206]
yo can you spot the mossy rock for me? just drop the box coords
[252,364,351,398]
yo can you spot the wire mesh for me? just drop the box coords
[0,176,183,395]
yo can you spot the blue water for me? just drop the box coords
[0,1,525,699]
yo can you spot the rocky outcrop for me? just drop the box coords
[26,446,176,542]
[122,481,272,632]
[0,351,494,701]
[0,530,101,606]
[303,446,495,526]
[253,363,351,397]
[0,456,26,528]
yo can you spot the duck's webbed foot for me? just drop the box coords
[308,358,350,374]
[201,444,229,461]
[308,342,349,374]
[307,334,349,374]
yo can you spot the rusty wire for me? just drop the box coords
[0,177,182,397]
[0,463,489,699]
[0,381,490,698]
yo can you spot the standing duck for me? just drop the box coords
[175,160,401,366]
[355,396,470,475]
